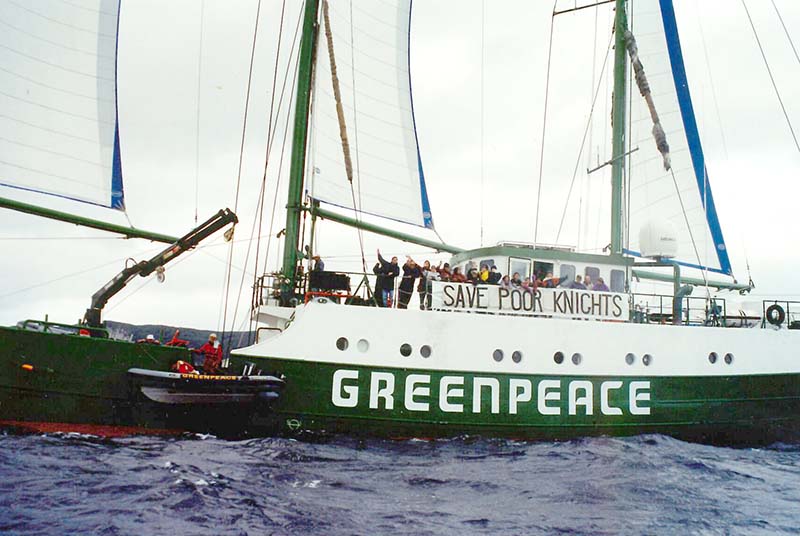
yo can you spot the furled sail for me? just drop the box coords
[307,0,433,229]
[625,0,732,275]
[0,0,124,209]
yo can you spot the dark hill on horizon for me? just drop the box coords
[105,320,254,357]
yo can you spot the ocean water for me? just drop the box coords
[1,432,798,535]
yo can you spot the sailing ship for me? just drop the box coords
[2,0,799,444]
[224,0,800,444]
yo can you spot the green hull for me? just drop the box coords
[4,324,800,444]
[0,326,264,436]
[236,356,800,445]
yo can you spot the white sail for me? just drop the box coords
[0,0,124,209]
[625,0,732,275]
[307,0,433,229]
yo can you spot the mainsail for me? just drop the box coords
[307,0,433,229]
[0,0,124,209]
[625,0,732,275]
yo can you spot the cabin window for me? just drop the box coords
[336,337,349,351]
[554,351,564,364]
[357,339,369,352]
[420,345,432,358]
[610,270,625,292]
[584,266,600,282]
[533,261,554,281]
[512,351,523,363]
[709,352,718,364]
[509,258,530,280]
[400,343,412,357]
[571,353,582,365]
[493,349,504,362]
[642,354,653,366]
[625,353,635,365]
[559,264,575,283]
[724,353,734,364]
[480,259,496,271]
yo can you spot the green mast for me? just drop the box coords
[610,0,628,255]
[281,0,320,299]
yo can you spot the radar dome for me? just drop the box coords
[638,220,678,259]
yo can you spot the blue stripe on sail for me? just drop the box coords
[111,122,124,209]
[624,248,730,276]
[407,0,434,229]
[110,0,125,210]
[659,0,732,276]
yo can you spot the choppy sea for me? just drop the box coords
[1,432,798,535]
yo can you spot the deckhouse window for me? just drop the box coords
[509,258,531,280]
[559,264,576,282]
[585,266,600,282]
[533,261,554,282]
[610,270,625,292]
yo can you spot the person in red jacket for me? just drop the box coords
[195,333,223,375]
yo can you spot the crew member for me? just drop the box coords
[195,333,223,375]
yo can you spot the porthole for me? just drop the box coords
[512,351,522,363]
[724,353,734,365]
[642,354,652,366]
[400,343,412,357]
[357,339,369,352]
[571,353,582,365]
[336,337,349,351]
[420,345,432,358]
[493,349,504,362]
[708,352,718,364]
[554,351,564,364]
[625,353,635,365]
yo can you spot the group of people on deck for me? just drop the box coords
[370,250,611,310]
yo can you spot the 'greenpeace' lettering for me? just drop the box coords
[331,369,650,416]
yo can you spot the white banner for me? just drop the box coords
[430,282,629,321]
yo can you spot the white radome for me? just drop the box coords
[638,220,678,259]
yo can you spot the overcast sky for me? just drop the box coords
[1,0,799,332]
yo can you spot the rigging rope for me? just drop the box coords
[347,0,368,275]
[668,167,710,293]
[771,0,800,67]
[0,256,131,300]
[221,0,265,343]
[245,0,290,336]
[480,0,485,247]
[261,25,303,284]
[554,25,614,244]
[578,2,602,251]
[695,5,729,160]
[741,0,800,153]
[533,3,556,245]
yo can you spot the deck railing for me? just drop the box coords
[251,272,795,331]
